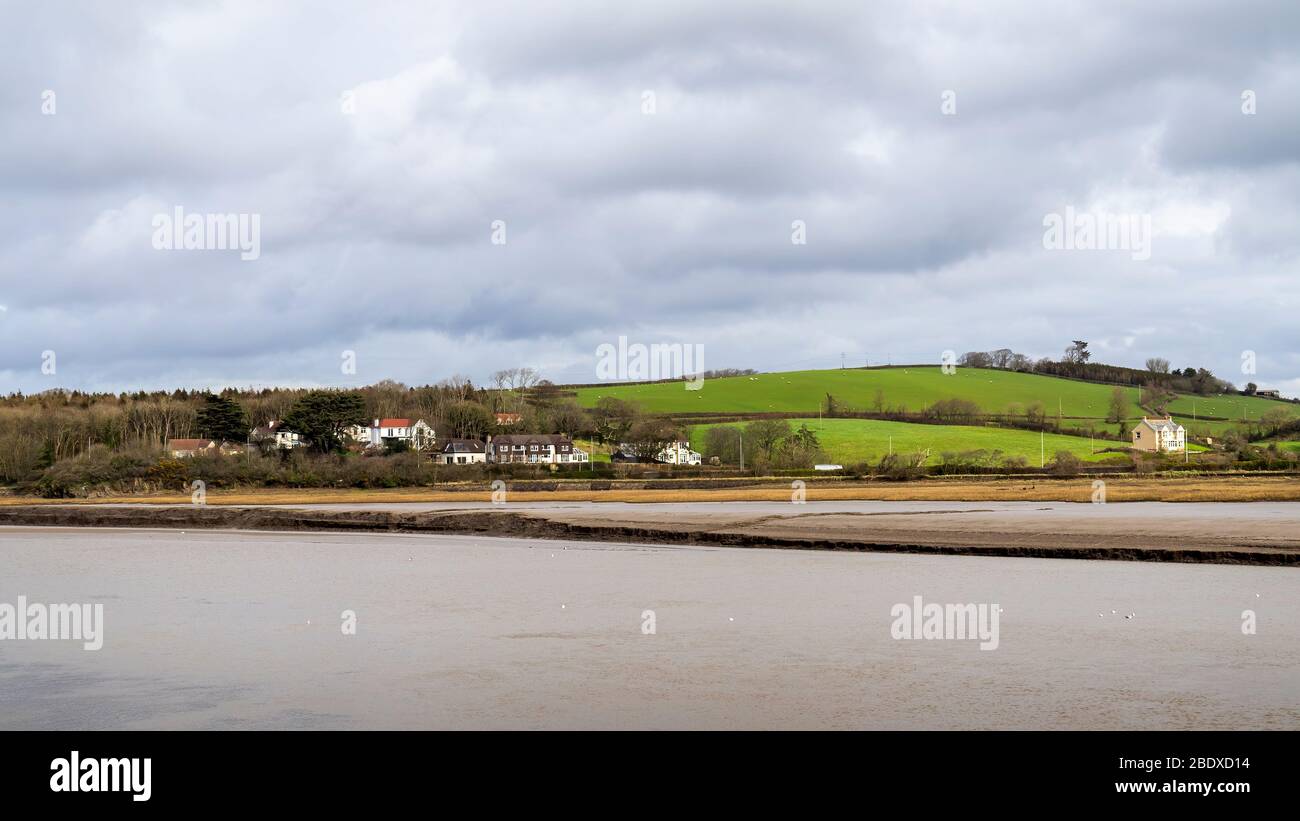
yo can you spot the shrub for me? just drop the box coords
[1048,450,1083,476]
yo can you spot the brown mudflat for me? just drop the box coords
[2,496,1299,565]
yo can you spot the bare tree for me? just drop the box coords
[492,367,541,393]
[492,367,541,411]
[1106,387,1130,424]
[438,375,475,403]
[1144,357,1170,375]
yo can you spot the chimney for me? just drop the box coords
[373,418,379,428]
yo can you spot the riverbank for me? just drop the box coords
[3,499,1298,565]
[3,474,1300,504]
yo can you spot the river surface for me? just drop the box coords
[1,526,1296,729]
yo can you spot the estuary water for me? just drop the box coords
[1,526,1296,729]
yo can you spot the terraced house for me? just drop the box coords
[488,434,589,464]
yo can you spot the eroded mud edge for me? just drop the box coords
[2,505,1297,566]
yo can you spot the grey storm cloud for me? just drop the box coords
[1,0,1298,394]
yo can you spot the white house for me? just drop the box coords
[168,438,218,458]
[251,420,303,449]
[488,434,589,464]
[361,418,435,450]
[437,439,487,464]
[654,440,702,465]
[1131,416,1185,453]
[343,424,371,446]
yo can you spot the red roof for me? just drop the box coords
[377,418,412,427]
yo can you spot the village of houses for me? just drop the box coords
[164,412,1193,467]
[166,413,706,466]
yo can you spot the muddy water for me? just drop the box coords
[1,527,1296,729]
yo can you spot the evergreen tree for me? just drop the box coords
[196,393,249,443]
[281,391,367,452]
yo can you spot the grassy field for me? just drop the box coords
[1258,440,1300,453]
[575,366,1131,416]
[1164,392,1298,423]
[1173,416,1253,439]
[574,366,1300,424]
[686,417,1142,466]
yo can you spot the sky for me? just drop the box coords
[1,0,1297,395]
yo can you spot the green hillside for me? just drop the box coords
[574,366,1299,425]
[686,418,1145,467]
[575,367,1131,416]
[1164,392,1297,423]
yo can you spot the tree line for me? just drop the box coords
[958,340,1240,396]
[0,374,701,484]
